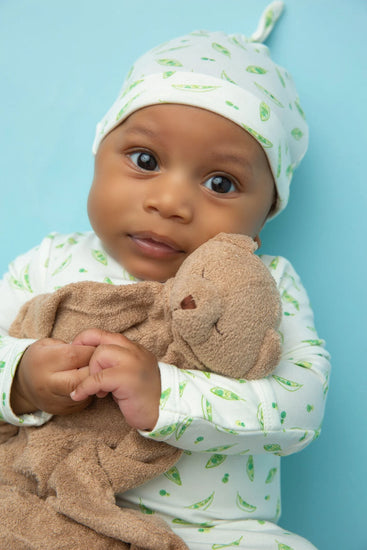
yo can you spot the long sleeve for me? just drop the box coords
[0,239,54,425]
[0,231,133,426]
[140,255,330,458]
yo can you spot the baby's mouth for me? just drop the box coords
[129,232,184,258]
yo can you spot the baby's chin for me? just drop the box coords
[125,262,183,283]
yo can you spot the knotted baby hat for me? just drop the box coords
[93,1,308,216]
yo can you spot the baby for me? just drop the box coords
[0,2,330,549]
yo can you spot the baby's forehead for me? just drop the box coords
[117,103,271,171]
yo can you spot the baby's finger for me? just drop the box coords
[70,368,122,402]
[87,342,142,377]
[95,390,109,398]
[49,343,96,373]
[53,365,91,396]
[71,328,106,347]
[72,328,131,348]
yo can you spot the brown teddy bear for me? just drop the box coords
[0,233,281,550]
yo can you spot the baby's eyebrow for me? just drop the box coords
[210,151,254,175]
[123,125,159,140]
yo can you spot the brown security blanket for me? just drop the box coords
[0,233,282,549]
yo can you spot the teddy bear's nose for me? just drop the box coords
[180,295,197,310]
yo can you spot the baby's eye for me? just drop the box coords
[203,175,237,194]
[129,151,159,171]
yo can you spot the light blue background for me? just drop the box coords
[1,1,366,548]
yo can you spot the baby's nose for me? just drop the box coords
[142,173,194,222]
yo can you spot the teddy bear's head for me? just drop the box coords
[167,233,282,380]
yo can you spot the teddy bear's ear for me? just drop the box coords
[213,233,258,253]
[245,328,281,380]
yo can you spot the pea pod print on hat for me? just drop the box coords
[157,58,183,67]
[260,101,271,121]
[246,65,267,74]
[212,42,231,57]
[171,84,221,92]
[92,0,308,218]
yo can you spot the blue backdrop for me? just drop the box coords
[1,1,366,548]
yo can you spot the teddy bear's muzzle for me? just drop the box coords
[171,277,223,346]
[180,295,197,310]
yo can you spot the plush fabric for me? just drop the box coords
[0,233,281,549]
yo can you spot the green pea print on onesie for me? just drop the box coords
[175,417,193,440]
[179,380,188,397]
[205,454,227,469]
[52,255,72,276]
[246,455,255,481]
[10,264,33,293]
[160,388,171,409]
[92,249,108,266]
[149,422,178,438]
[186,491,215,510]
[236,491,257,512]
[212,537,243,549]
[164,466,182,486]
[210,387,244,401]
[201,395,213,421]
[265,467,278,484]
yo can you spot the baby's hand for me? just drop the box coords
[11,338,96,416]
[70,329,161,431]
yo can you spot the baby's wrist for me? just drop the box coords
[10,365,36,416]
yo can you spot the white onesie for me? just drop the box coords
[0,232,330,549]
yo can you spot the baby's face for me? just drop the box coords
[88,104,275,281]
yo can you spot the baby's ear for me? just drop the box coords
[213,232,258,253]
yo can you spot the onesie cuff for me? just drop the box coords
[138,361,182,441]
[0,337,52,426]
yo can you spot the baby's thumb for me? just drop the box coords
[70,369,109,402]
[68,366,91,401]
